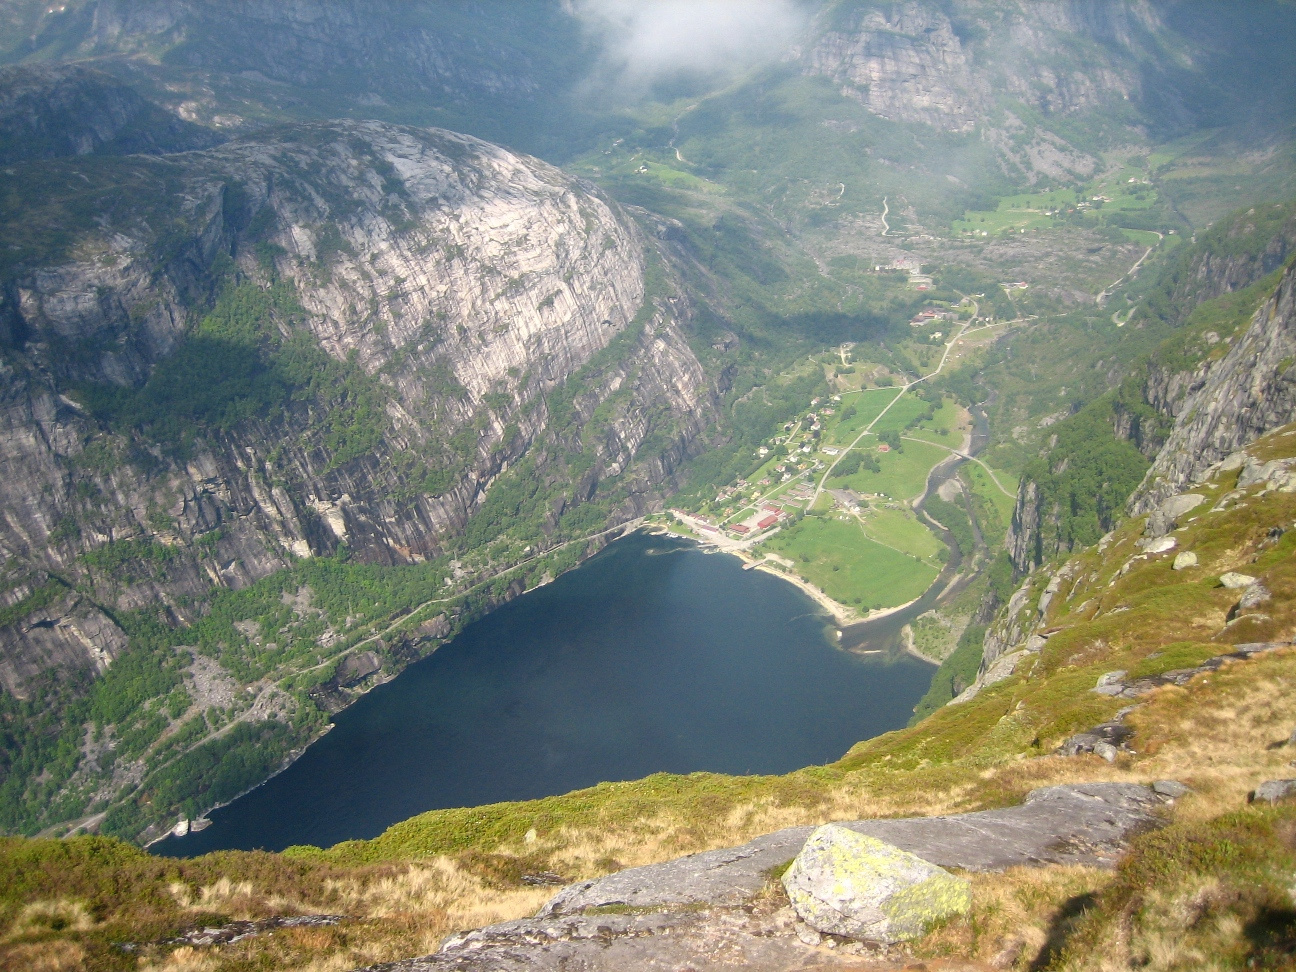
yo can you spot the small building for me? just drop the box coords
[756,515,779,531]
[730,523,751,535]
[878,443,891,453]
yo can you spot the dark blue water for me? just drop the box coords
[156,533,933,855]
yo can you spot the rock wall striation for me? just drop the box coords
[0,119,714,698]
[1132,259,1296,510]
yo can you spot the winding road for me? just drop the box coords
[1096,231,1162,306]
[809,311,1023,509]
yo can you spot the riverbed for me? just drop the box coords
[156,533,934,855]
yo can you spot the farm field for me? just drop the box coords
[822,387,901,445]
[834,439,948,502]
[857,506,944,564]
[870,394,940,435]
[757,515,939,610]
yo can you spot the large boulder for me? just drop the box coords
[781,824,971,944]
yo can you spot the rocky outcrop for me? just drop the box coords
[9,0,581,135]
[365,784,1162,971]
[0,591,128,696]
[0,119,715,696]
[1152,202,1296,323]
[783,825,971,944]
[1009,208,1296,574]
[806,3,986,134]
[1132,260,1296,510]
[803,1,1163,178]
[0,63,221,164]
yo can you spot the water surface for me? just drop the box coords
[157,533,933,855]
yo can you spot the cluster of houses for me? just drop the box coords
[909,307,957,327]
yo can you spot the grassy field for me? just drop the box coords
[952,188,1078,236]
[822,387,901,445]
[963,462,1018,547]
[835,438,947,502]
[870,394,938,435]
[858,506,944,564]
[1119,228,1163,247]
[899,397,962,445]
[758,514,939,609]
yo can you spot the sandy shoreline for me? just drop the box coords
[720,546,936,634]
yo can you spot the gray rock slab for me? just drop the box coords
[1220,571,1258,589]
[540,783,1159,918]
[536,826,814,917]
[352,785,1161,972]
[1152,780,1191,799]
[360,907,871,971]
[1251,779,1296,804]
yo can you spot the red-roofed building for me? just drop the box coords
[730,523,751,535]
[762,504,781,514]
[756,515,779,530]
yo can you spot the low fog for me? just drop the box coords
[573,0,810,93]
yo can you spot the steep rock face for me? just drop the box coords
[81,0,552,94]
[1166,211,1296,314]
[0,120,713,697]
[804,1,1156,147]
[1112,206,1296,456]
[0,63,220,164]
[1133,260,1296,510]
[1006,480,1047,575]
[1009,206,1296,574]
[5,0,584,135]
[806,4,984,134]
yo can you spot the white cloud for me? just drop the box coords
[573,0,809,91]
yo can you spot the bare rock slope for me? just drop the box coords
[1132,259,1296,509]
[0,119,713,697]
[364,783,1161,971]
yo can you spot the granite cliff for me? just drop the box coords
[978,252,1296,693]
[0,117,713,695]
[803,0,1296,182]
[0,111,715,837]
[1131,259,1296,510]
[1005,202,1296,576]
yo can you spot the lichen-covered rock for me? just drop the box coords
[1173,551,1199,570]
[781,824,971,944]
[1220,572,1258,589]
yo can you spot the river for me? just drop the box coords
[155,533,934,855]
